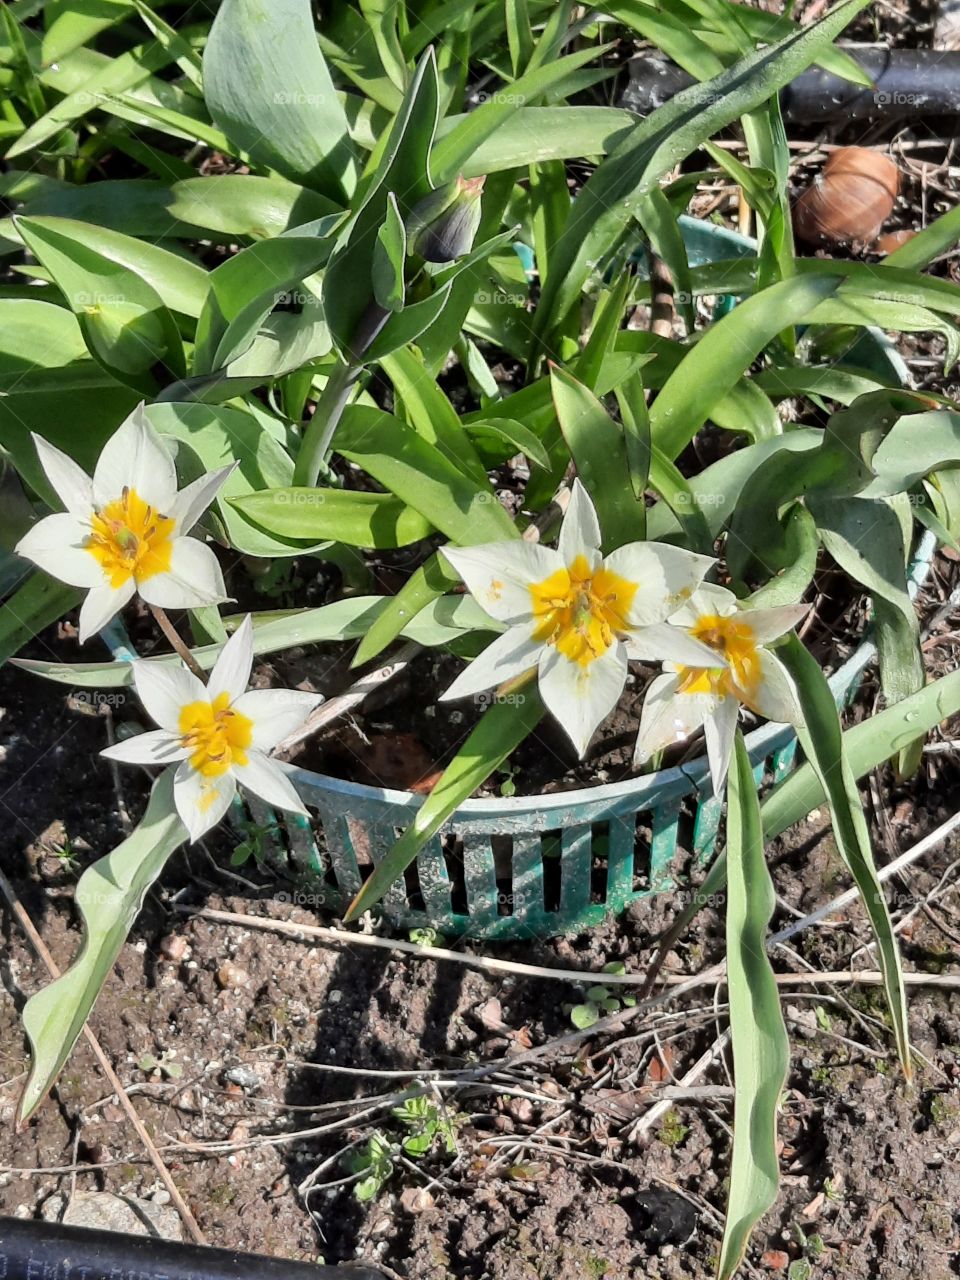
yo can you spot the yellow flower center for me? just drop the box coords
[529,554,638,668]
[178,692,253,779]
[86,486,175,589]
[676,613,761,706]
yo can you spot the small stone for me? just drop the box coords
[224,1065,262,1091]
[217,962,249,989]
[507,1097,535,1124]
[761,1250,790,1270]
[400,1187,434,1214]
[159,935,189,962]
[41,1192,183,1242]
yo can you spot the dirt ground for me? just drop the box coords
[2,624,960,1280]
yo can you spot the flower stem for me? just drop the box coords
[292,301,392,489]
[149,604,207,682]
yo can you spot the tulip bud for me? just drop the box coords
[406,175,485,264]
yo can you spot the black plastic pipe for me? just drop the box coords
[623,46,960,121]
[0,1216,390,1280]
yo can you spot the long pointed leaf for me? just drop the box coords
[19,771,187,1122]
[779,635,911,1076]
[718,730,789,1280]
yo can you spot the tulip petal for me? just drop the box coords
[207,614,254,704]
[440,625,541,702]
[558,479,602,565]
[605,542,716,627]
[745,650,801,725]
[633,672,711,767]
[15,513,103,588]
[78,579,135,643]
[173,760,236,842]
[31,434,94,517]
[235,750,309,815]
[669,582,738,628]
[170,463,237,535]
[538,639,627,758]
[93,403,177,513]
[703,694,739,796]
[739,603,809,645]
[232,688,323,751]
[133,660,207,733]
[625,622,727,669]
[101,729,189,766]
[441,542,561,624]
[137,535,228,609]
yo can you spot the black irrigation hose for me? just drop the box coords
[0,1216,390,1280]
[623,46,960,121]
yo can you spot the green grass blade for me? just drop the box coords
[718,730,789,1280]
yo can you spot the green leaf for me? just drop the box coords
[18,770,187,1122]
[466,417,551,471]
[16,174,338,242]
[650,276,840,461]
[230,488,434,548]
[614,370,652,506]
[809,494,922,707]
[717,730,789,1280]
[15,214,185,391]
[884,203,960,271]
[323,49,438,358]
[762,664,960,838]
[382,345,487,482]
[203,0,356,199]
[145,401,317,558]
[343,689,545,920]
[430,43,614,182]
[570,1003,600,1030]
[528,0,869,362]
[335,405,519,545]
[373,191,407,312]
[12,597,401,687]
[9,214,208,318]
[549,366,645,551]
[0,573,80,664]
[8,30,185,158]
[194,223,339,375]
[743,503,819,609]
[353,551,462,667]
[778,636,911,1077]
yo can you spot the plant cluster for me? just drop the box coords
[3,0,960,1274]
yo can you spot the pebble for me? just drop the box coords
[217,962,250,989]
[761,1250,790,1270]
[41,1192,183,1242]
[400,1187,435,1214]
[159,935,190,962]
[224,1065,263,1090]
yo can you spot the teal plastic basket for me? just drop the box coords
[253,531,929,941]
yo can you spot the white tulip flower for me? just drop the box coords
[440,480,720,756]
[102,616,322,841]
[15,404,235,642]
[633,583,807,795]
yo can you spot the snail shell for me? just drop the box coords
[793,147,900,247]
